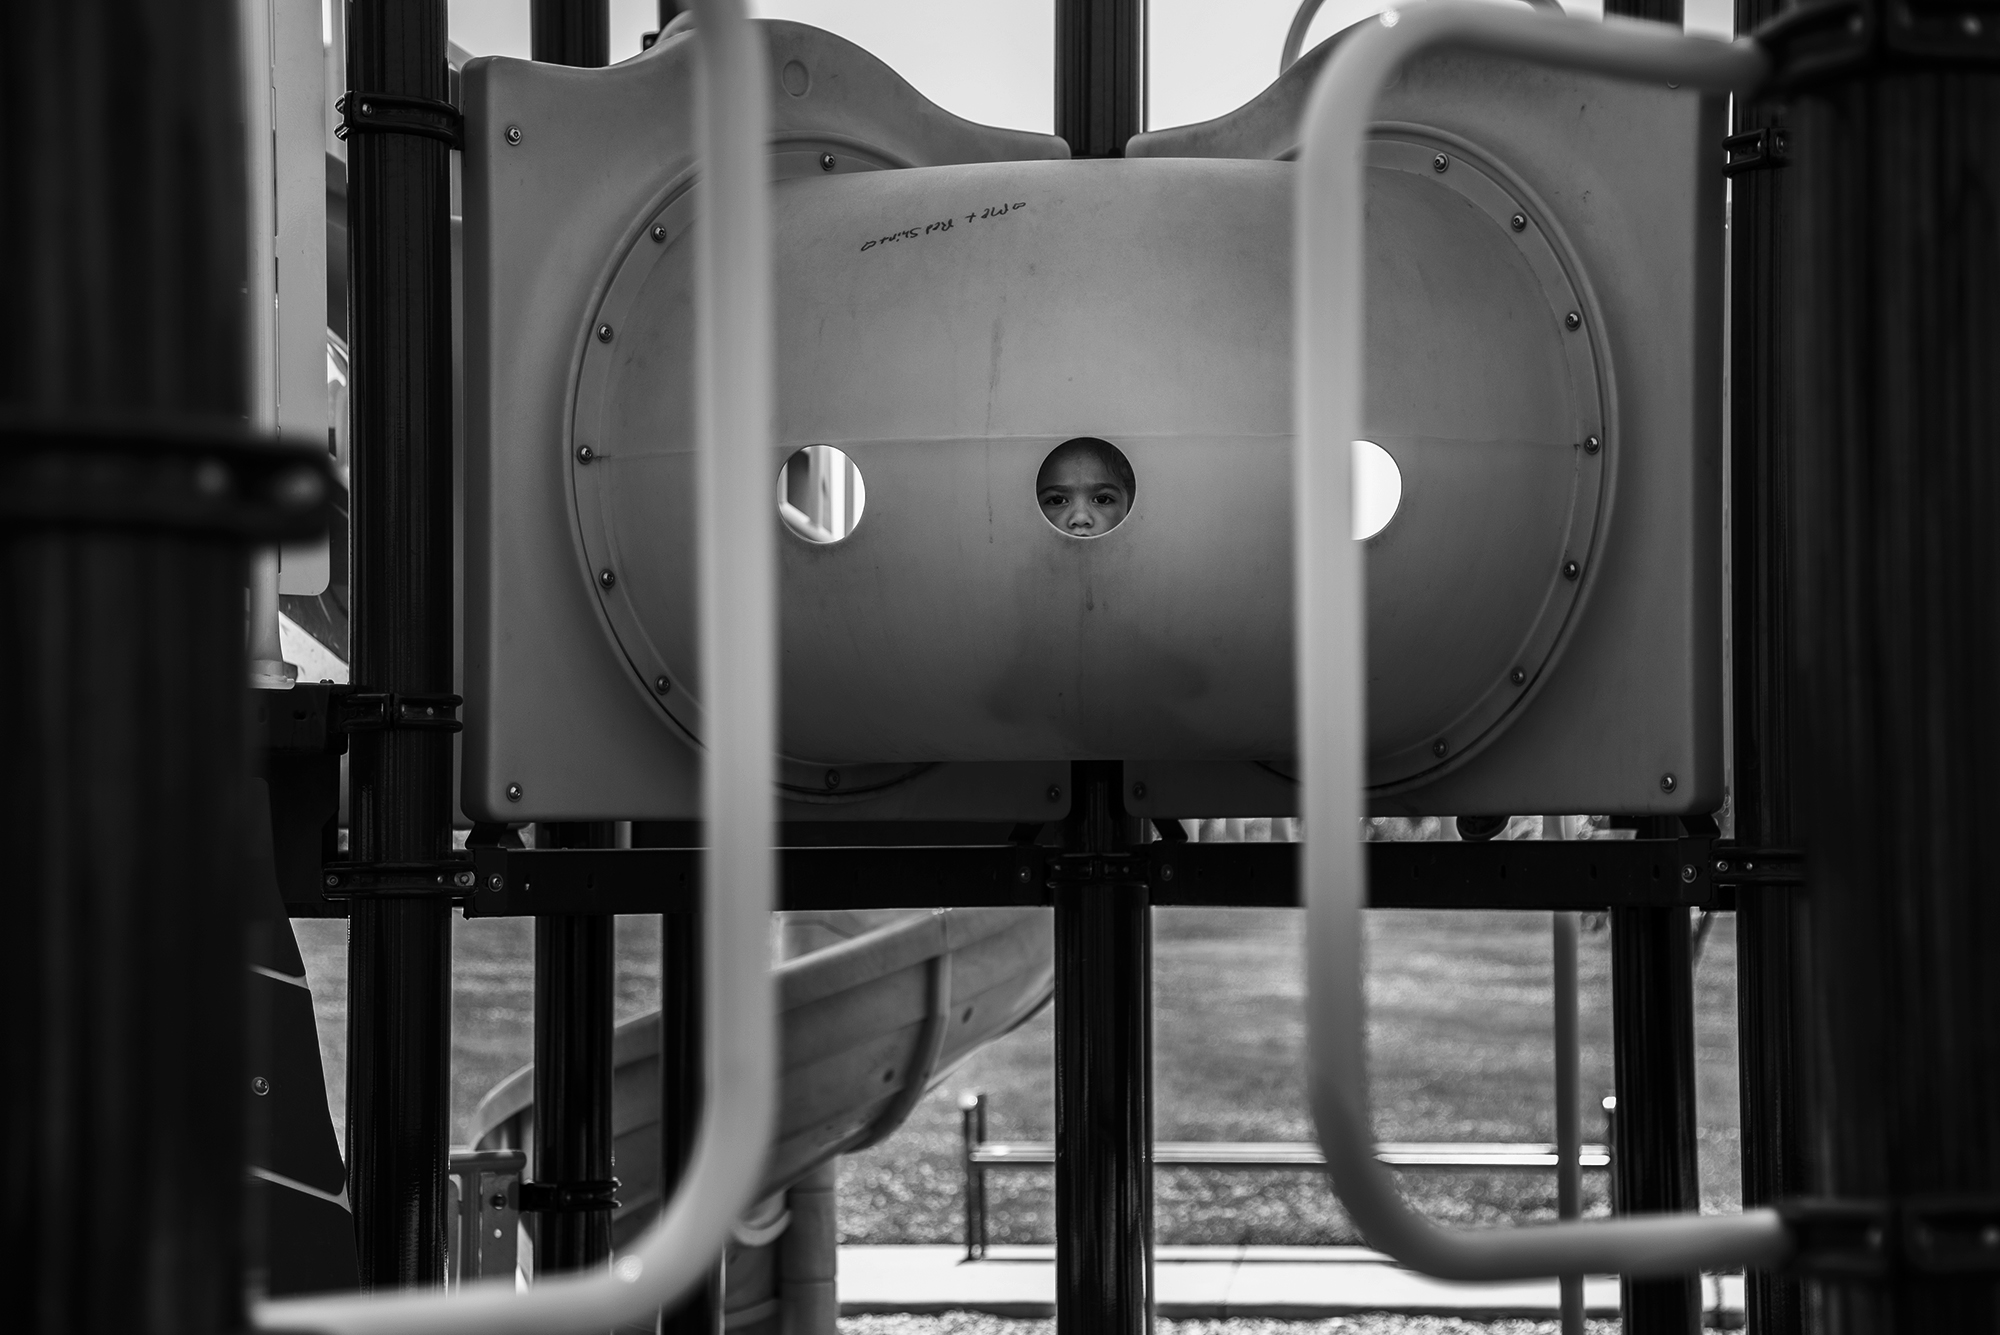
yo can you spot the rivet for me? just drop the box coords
[1132,782,1148,800]
[454,870,476,889]
[1016,865,1032,883]
[1510,212,1527,231]
[819,152,836,171]
[1680,864,1698,885]
[1432,152,1449,173]
[1661,773,1678,793]
[651,224,668,243]
[1584,435,1601,455]
[507,783,523,802]
[505,125,523,145]
[325,873,340,888]
[1563,560,1581,580]
[251,1077,271,1096]
[1715,860,1731,874]
[1509,667,1526,686]
[654,675,671,694]
[597,323,614,343]
[825,769,842,791]
[492,1194,509,1212]
[1565,311,1582,331]
[487,873,505,891]
[1047,785,1062,803]
[576,445,595,464]
[599,568,616,589]
[1432,739,1448,758]
[360,102,374,116]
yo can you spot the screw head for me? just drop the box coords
[1584,435,1601,455]
[1562,560,1581,580]
[1432,738,1449,758]
[654,675,671,694]
[325,873,340,888]
[1565,311,1582,331]
[487,873,504,891]
[1680,864,1698,884]
[819,152,836,171]
[1132,782,1147,800]
[651,224,668,243]
[360,101,374,116]
[493,1193,509,1211]
[576,445,595,464]
[1509,667,1526,686]
[1046,784,1062,803]
[1510,212,1527,231]
[599,568,616,589]
[1017,865,1032,883]
[507,783,523,802]
[1161,863,1177,883]
[1715,860,1730,873]
[824,769,842,791]
[1432,152,1449,173]
[251,1076,271,1096]
[1660,773,1678,793]
[454,870,476,889]
[597,323,614,343]
[505,125,523,145]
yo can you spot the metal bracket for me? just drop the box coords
[517,1178,621,1214]
[320,858,476,900]
[1724,127,1791,177]
[1045,852,1149,886]
[335,91,463,149]
[1707,844,1803,888]
[1781,1196,2000,1276]
[338,691,463,733]
[1757,0,2000,93]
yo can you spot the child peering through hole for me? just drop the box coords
[1036,436,1134,536]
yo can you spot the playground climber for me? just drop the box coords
[1036,436,1135,536]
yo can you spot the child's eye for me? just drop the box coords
[1092,492,1117,506]
[1041,493,1065,509]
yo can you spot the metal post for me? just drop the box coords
[1725,0,1808,1328]
[1610,896,1702,1335]
[1055,0,1144,158]
[0,4,321,1331]
[344,0,458,1290]
[1788,40,2000,1329]
[1055,762,1152,1335]
[1553,907,1584,1335]
[533,0,609,69]
[961,1092,989,1260]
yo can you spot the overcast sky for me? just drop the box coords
[439,0,1737,135]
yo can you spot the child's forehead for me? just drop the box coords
[1044,450,1122,485]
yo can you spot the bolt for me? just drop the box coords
[505,125,523,145]
[1715,860,1731,874]
[1510,212,1527,231]
[1563,560,1581,580]
[360,101,374,116]
[1160,863,1175,883]
[820,152,836,171]
[824,769,842,791]
[1661,773,1678,793]
[651,224,668,243]
[1509,667,1526,686]
[488,873,504,891]
[654,675,671,694]
[1584,435,1601,454]
[493,1194,509,1211]
[599,568,616,589]
[597,323,614,343]
[1565,311,1582,331]
[454,870,476,889]
[1432,152,1449,173]
[325,873,340,888]
[1016,865,1032,883]
[251,1077,271,1096]
[507,783,523,802]
[1680,865,1698,885]
[576,445,595,464]
[1132,782,1148,800]
[1047,784,1062,803]
[1432,739,1448,758]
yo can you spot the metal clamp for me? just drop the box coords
[335,91,463,149]
[1781,1196,2000,1277]
[338,691,463,733]
[320,858,476,900]
[518,1178,622,1214]
[1724,127,1790,176]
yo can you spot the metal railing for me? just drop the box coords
[255,1,777,1329]
[1295,0,1790,1281]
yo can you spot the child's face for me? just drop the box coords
[1038,453,1131,535]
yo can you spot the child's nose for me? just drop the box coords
[1067,506,1095,531]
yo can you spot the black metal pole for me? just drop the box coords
[1055,762,1153,1335]
[1789,48,2000,1330]
[0,5,319,1331]
[1055,0,1144,158]
[533,0,609,69]
[1725,0,1808,1328]
[344,0,458,1290]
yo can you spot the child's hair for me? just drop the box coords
[1042,437,1136,500]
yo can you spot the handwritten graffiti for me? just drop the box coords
[860,202,1030,253]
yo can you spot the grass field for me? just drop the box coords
[293,903,1741,1249]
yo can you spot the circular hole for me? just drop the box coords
[777,445,866,543]
[1351,439,1403,541]
[1036,437,1135,537]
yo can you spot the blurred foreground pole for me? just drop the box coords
[0,3,325,1330]
[343,0,458,1289]
[1787,24,2000,1329]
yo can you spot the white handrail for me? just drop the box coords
[1280,0,1564,73]
[255,0,776,1329]
[1295,1,1790,1280]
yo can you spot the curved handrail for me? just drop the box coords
[1295,1,1791,1280]
[255,0,776,1329]
[1281,0,1565,72]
